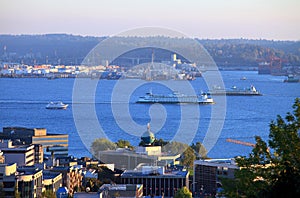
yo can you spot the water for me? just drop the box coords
[0,71,299,158]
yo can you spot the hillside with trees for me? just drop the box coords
[0,34,299,67]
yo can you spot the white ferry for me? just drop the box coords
[46,101,68,109]
[137,91,214,104]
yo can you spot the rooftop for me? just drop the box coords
[121,165,188,178]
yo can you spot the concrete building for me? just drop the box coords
[0,151,4,163]
[98,125,180,170]
[33,144,43,164]
[17,167,43,198]
[74,192,101,198]
[0,127,68,157]
[99,184,143,198]
[120,165,189,197]
[50,166,83,196]
[193,159,239,197]
[0,163,17,198]
[0,140,35,166]
[43,171,63,193]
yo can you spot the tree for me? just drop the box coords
[42,190,56,198]
[138,138,169,147]
[191,142,208,159]
[86,178,102,192]
[115,139,133,149]
[162,141,189,155]
[91,138,116,155]
[181,146,196,168]
[174,186,192,198]
[222,98,300,197]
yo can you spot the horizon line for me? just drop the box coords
[0,33,299,42]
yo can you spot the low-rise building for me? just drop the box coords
[0,163,17,198]
[193,159,239,197]
[17,167,43,198]
[99,184,143,198]
[50,166,83,196]
[120,165,189,197]
[43,171,63,193]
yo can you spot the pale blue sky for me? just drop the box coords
[1,0,299,40]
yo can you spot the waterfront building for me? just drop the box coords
[120,165,189,197]
[0,140,35,166]
[193,159,239,197]
[0,127,68,157]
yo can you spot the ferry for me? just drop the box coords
[46,101,68,109]
[136,91,214,104]
[209,85,262,96]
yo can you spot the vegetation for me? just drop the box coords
[1,34,300,66]
[191,142,208,159]
[221,98,300,197]
[174,186,193,198]
[181,146,196,168]
[92,137,207,169]
[41,190,56,198]
[91,138,116,155]
[115,139,134,150]
[138,138,169,147]
[85,178,102,192]
[162,141,189,155]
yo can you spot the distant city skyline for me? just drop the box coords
[1,0,299,40]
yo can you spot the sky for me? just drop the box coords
[1,0,299,40]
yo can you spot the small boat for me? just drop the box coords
[46,101,68,109]
[283,75,300,83]
[209,85,262,96]
[240,77,247,80]
[136,90,214,104]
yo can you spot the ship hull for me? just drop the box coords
[209,92,262,96]
[136,100,214,104]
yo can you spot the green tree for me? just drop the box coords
[222,98,300,197]
[181,146,196,168]
[42,189,56,198]
[86,178,102,192]
[97,166,116,184]
[162,141,189,155]
[174,186,192,198]
[191,142,208,159]
[91,138,116,155]
[138,138,169,147]
[115,139,133,149]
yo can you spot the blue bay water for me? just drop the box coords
[0,71,299,158]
